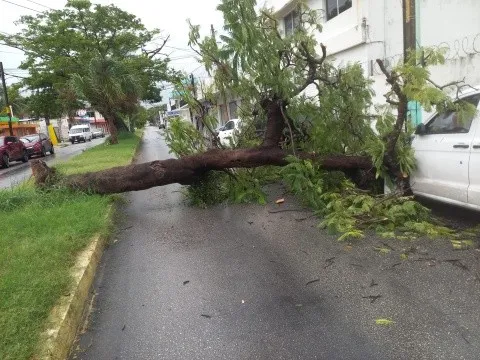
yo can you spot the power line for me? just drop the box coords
[25,0,54,10]
[163,45,196,53]
[0,0,42,13]
[5,73,27,79]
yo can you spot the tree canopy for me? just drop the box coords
[0,0,170,142]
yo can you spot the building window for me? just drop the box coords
[284,9,300,36]
[228,101,238,119]
[326,0,352,21]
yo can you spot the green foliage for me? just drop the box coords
[375,318,395,326]
[0,0,168,124]
[281,157,456,240]
[183,171,229,208]
[181,168,276,208]
[366,107,417,180]
[289,64,375,155]
[164,117,206,156]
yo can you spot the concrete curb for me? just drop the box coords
[33,130,144,359]
[34,231,108,360]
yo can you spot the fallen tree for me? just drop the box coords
[31,148,372,194]
[29,1,477,241]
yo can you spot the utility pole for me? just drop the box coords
[402,0,416,63]
[0,62,14,136]
[188,74,196,125]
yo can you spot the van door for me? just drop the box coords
[411,94,480,203]
[468,106,480,207]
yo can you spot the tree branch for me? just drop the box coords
[31,149,373,194]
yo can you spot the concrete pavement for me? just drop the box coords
[71,126,480,360]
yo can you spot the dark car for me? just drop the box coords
[20,133,54,158]
[0,135,29,168]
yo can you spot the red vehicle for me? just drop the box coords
[0,135,29,168]
[20,133,55,158]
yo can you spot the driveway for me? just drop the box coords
[0,137,106,189]
[72,126,480,360]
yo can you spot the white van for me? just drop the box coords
[218,119,242,146]
[68,124,93,144]
[411,87,480,211]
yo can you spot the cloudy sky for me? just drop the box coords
[0,0,286,85]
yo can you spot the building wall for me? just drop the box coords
[275,0,480,119]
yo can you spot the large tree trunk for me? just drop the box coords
[105,114,119,145]
[30,147,372,194]
[31,91,376,195]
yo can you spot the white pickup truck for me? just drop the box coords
[411,88,480,211]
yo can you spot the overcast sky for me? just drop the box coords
[0,0,286,86]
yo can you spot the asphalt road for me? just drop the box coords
[72,126,480,360]
[0,137,106,189]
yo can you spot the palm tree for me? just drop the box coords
[71,54,142,144]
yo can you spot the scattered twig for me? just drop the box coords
[306,278,320,286]
[324,257,335,269]
[443,259,469,271]
[362,295,382,304]
[200,314,212,319]
[183,280,190,285]
[370,279,378,287]
[268,208,309,213]
[350,263,363,268]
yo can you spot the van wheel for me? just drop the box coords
[50,145,55,154]
[2,154,9,168]
[41,147,47,157]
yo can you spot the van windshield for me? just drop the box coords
[70,128,84,134]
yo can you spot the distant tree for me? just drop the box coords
[0,0,169,143]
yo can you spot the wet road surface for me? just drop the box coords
[72,126,480,360]
[0,137,106,188]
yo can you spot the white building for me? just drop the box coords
[273,0,480,123]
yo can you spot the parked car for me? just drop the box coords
[410,87,480,211]
[0,135,29,168]
[69,124,93,143]
[20,133,54,158]
[218,119,242,146]
[92,128,105,139]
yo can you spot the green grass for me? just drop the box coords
[0,131,142,360]
[57,130,142,175]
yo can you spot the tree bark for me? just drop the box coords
[30,147,372,194]
[261,98,285,147]
[105,114,119,144]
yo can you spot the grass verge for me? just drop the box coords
[0,130,142,360]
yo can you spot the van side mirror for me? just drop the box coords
[415,123,427,135]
